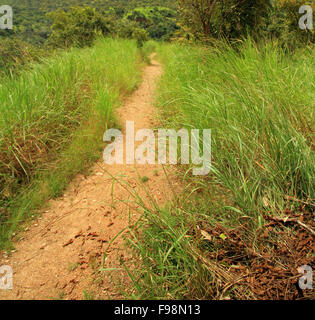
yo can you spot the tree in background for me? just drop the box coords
[177,0,314,46]
[218,0,271,39]
[46,6,111,48]
[124,7,179,41]
[177,0,271,40]
[266,0,314,48]
[1,0,177,45]
[177,0,219,39]
[132,27,149,47]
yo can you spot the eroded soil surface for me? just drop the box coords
[0,55,179,300]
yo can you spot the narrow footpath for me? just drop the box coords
[0,55,180,300]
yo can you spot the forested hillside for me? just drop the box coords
[1,0,177,44]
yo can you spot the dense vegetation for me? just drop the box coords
[0,0,314,300]
[0,1,179,75]
[0,0,177,45]
[0,38,44,76]
[177,0,314,47]
[126,40,314,300]
[1,0,313,75]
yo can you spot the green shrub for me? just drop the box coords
[46,6,111,48]
[176,0,314,48]
[132,27,149,48]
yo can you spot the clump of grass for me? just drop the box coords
[156,39,314,226]
[83,290,95,300]
[0,38,143,249]
[140,176,149,183]
[124,39,314,299]
[0,38,44,76]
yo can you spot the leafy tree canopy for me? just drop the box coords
[46,6,111,48]
[0,0,177,44]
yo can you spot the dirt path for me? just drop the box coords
[0,55,179,300]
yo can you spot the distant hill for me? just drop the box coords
[1,0,177,44]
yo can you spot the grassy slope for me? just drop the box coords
[0,38,143,249]
[125,40,314,299]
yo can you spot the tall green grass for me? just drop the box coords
[0,38,142,249]
[124,40,314,299]
[157,40,314,212]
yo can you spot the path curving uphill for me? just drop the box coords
[0,55,179,300]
